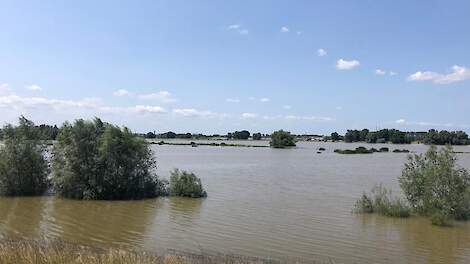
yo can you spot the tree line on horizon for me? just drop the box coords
[330,128,470,145]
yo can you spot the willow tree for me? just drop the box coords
[0,117,49,196]
[52,118,166,200]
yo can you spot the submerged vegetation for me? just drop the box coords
[170,169,207,198]
[52,118,165,200]
[270,130,296,148]
[334,146,403,154]
[0,117,49,196]
[0,117,207,200]
[355,145,470,226]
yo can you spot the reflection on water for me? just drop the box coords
[0,142,469,263]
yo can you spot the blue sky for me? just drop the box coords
[1,0,469,134]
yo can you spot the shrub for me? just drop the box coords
[269,130,296,148]
[169,169,207,198]
[399,145,470,225]
[0,117,49,196]
[52,118,165,200]
[379,147,389,152]
[354,184,411,218]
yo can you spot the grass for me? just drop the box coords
[0,240,332,264]
[354,185,411,218]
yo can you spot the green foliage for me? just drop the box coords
[334,147,374,154]
[269,130,296,148]
[424,129,470,145]
[0,117,49,196]
[169,169,207,198]
[354,185,411,218]
[330,132,341,142]
[399,145,470,225]
[252,132,262,140]
[232,130,250,140]
[52,118,165,200]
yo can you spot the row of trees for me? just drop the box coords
[331,129,469,145]
[0,123,59,141]
[0,117,207,200]
[143,130,266,140]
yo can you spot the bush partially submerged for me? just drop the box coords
[0,117,49,196]
[354,185,411,218]
[170,169,207,198]
[399,145,470,225]
[269,130,296,148]
[52,118,165,200]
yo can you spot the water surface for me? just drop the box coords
[1,142,470,263]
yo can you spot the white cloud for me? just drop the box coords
[0,83,10,94]
[172,108,226,118]
[113,89,130,97]
[26,84,42,91]
[375,69,386,75]
[227,24,248,35]
[139,91,176,103]
[227,24,240,30]
[407,65,470,84]
[395,119,406,124]
[226,98,240,103]
[389,71,397,76]
[317,48,327,57]
[241,112,258,119]
[336,59,360,70]
[134,105,166,113]
[260,98,270,102]
[395,119,469,128]
[284,115,335,122]
[280,26,289,33]
[0,95,101,110]
[100,105,167,114]
[282,105,292,110]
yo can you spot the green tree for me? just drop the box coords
[0,117,49,196]
[330,132,340,142]
[169,169,207,198]
[252,132,262,140]
[270,130,296,148]
[399,145,470,224]
[232,130,250,140]
[52,118,165,200]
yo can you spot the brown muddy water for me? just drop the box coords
[1,142,470,263]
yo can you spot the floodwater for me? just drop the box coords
[1,141,470,263]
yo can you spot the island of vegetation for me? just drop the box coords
[354,145,470,226]
[0,117,207,200]
[334,147,409,154]
[269,130,296,148]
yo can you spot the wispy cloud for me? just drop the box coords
[336,59,360,70]
[280,26,289,33]
[139,91,176,103]
[375,69,386,75]
[407,65,470,84]
[227,24,249,35]
[113,89,131,97]
[284,115,335,122]
[395,118,469,128]
[226,98,240,103]
[26,84,42,91]
[389,71,397,76]
[260,98,270,103]
[317,48,327,57]
[282,105,292,110]
[173,108,226,119]
[241,112,258,119]
[0,95,101,110]
[335,106,343,111]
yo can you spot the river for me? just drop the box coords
[1,141,469,263]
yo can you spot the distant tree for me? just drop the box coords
[161,131,176,139]
[270,130,296,148]
[0,116,49,196]
[232,130,250,140]
[330,132,340,142]
[145,132,157,139]
[252,132,262,140]
[52,118,165,200]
